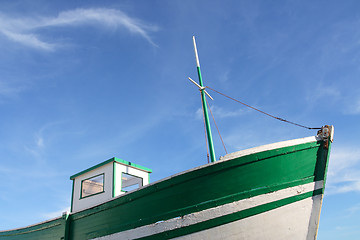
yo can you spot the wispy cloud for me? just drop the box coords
[1,29,56,51]
[0,8,158,51]
[41,207,70,219]
[305,82,341,103]
[343,97,360,115]
[0,80,26,99]
[326,146,360,194]
[346,203,360,215]
[218,69,230,83]
[196,105,247,120]
[24,121,64,163]
[0,165,13,174]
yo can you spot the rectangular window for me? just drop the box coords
[122,173,143,192]
[81,174,104,198]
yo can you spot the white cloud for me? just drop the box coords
[306,82,341,103]
[41,207,70,219]
[343,97,360,115]
[196,105,247,120]
[1,29,56,51]
[346,203,360,215]
[24,121,64,162]
[0,80,26,99]
[219,70,230,83]
[36,137,44,148]
[0,165,13,174]
[0,8,158,51]
[326,146,360,194]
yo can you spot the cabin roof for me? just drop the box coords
[70,157,152,180]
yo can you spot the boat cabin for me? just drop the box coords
[70,157,152,212]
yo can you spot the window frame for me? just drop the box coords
[80,173,105,199]
[121,172,143,193]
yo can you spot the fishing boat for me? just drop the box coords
[0,37,333,240]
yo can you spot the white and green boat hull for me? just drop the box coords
[0,134,332,240]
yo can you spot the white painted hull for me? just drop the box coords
[173,195,323,240]
[94,181,324,240]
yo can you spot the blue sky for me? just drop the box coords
[0,0,359,238]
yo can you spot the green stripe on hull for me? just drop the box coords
[136,190,323,240]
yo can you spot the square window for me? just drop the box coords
[122,173,143,192]
[81,174,104,198]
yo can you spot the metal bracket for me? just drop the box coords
[188,77,214,100]
[317,125,334,149]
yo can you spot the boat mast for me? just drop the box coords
[192,36,216,163]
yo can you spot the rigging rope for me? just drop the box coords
[206,99,228,154]
[200,95,210,163]
[205,86,321,130]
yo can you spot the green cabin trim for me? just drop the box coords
[70,157,152,180]
[112,161,116,198]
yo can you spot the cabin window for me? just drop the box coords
[81,174,104,198]
[122,173,143,192]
